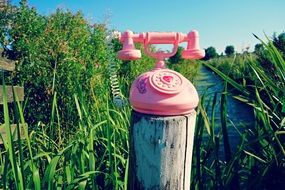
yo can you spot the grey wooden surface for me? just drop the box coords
[0,85,24,104]
[0,124,26,144]
[0,58,24,103]
[0,58,25,143]
[0,59,15,71]
[129,111,196,190]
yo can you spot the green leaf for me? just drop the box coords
[243,150,266,163]
[43,156,61,190]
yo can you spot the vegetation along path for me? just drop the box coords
[194,65,254,154]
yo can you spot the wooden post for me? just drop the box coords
[0,58,25,144]
[128,111,196,190]
[0,86,24,104]
[0,124,26,144]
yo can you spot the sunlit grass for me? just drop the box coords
[193,36,285,189]
[1,34,284,189]
[0,79,130,189]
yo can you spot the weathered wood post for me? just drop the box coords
[117,30,204,190]
[129,111,196,189]
[0,57,25,144]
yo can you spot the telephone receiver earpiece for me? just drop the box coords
[117,30,141,60]
[182,30,205,59]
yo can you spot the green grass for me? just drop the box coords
[193,37,285,189]
[0,54,199,189]
[0,76,130,189]
[1,34,284,189]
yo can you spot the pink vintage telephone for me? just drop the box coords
[117,30,205,115]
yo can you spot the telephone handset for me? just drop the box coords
[117,30,205,62]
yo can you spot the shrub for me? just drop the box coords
[168,46,183,64]
[199,36,285,189]
[273,32,285,56]
[225,45,235,56]
[1,3,108,128]
[253,33,285,81]
[203,46,218,61]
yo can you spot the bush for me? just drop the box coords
[1,4,109,128]
[199,36,285,189]
[207,54,258,85]
[253,32,285,81]
[168,46,183,64]
[203,46,218,61]
[225,45,235,56]
[273,32,285,55]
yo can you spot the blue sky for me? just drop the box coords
[12,0,285,53]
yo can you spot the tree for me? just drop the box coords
[203,46,218,60]
[254,43,264,55]
[225,45,235,56]
[169,46,183,64]
[0,0,15,58]
[273,32,285,55]
[5,5,109,127]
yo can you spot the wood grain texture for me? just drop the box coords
[0,123,26,144]
[0,85,24,104]
[129,111,196,190]
[0,60,15,71]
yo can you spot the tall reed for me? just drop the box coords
[193,36,285,189]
